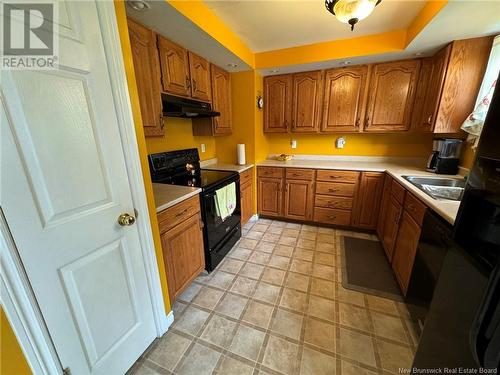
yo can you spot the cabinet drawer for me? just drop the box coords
[158,195,200,233]
[391,180,406,204]
[404,193,426,226]
[316,182,356,197]
[240,168,253,187]
[316,170,359,183]
[315,195,353,210]
[286,168,315,180]
[314,207,351,226]
[258,167,284,178]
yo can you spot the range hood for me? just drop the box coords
[162,94,220,118]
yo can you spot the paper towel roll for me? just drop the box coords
[237,144,246,165]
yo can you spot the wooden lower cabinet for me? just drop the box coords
[381,196,403,262]
[240,168,254,226]
[159,196,205,302]
[258,176,283,217]
[352,172,385,229]
[284,179,314,221]
[391,212,422,294]
[377,175,392,239]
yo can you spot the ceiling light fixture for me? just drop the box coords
[227,63,238,68]
[325,0,382,31]
[127,0,150,12]
[269,69,280,73]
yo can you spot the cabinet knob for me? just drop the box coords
[427,115,433,124]
[185,76,191,88]
[355,118,360,128]
[192,79,197,91]
[159,113,164,130]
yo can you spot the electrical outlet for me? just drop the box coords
[290,139,297,149]
[200,143,206,153]
[336,137,346,149]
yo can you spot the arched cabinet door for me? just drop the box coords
[322,66,369,133]
[264,74,293,133]
[364,60,421,132]
[291,70,323,133]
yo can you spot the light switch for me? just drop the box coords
[290,139,297,149]
[200,143,206,153]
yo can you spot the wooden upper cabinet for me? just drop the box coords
[157,35,191,97]
[392,211,421,294]
[434,36,493,133]
[352,172,385,229]
[292,71,323,133]
[188,52,211,102]
[364,60,420,132]
[264,75,292,133]
[127,19,163,137]
[284,179,314,221]
[412,47,451,132]
[211,65,232,135]
[322,66,369,132]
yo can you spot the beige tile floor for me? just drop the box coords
[129,219,418,375]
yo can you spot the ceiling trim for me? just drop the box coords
[255,29,407,69]
[406,0,448,46]
[166,0,448,70]
[166,0,255,68]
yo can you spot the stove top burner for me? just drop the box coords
[149,149,238,190]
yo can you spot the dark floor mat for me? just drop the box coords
[340,236,403,301]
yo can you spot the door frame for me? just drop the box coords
[0,2,170,373]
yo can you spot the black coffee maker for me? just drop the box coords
[426,138,463,174]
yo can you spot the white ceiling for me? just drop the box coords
[126,0,500,76]
[204,0,427,52]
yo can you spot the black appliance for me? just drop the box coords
[426,138,463,175]
[405,210,452,335]
[412,78,500,370]
[162,93,220,118]
[149,148,241,272]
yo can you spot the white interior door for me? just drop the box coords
[1,1,157,374]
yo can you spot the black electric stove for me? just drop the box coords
[149,149,241,271]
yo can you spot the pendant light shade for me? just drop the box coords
[325,0,382,30]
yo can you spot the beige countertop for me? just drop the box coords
[152,183,201,213]
[201,158,254,173]
[257,158,463,225]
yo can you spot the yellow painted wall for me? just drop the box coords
[145,118,216,159]
[1,307,32,375]
[115,1,171,313]
[215,71,256,164]
[264,133,434,158]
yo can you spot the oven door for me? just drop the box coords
[202,179,241,251]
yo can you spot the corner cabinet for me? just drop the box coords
[364,60,420,132]
[352,172,385,229]
[291,71,323,133]
[158,195,205,302]
[322,66,369,133]
[127,19,164,137]
[264,75,292,133]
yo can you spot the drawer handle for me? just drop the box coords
[175,208,188,217]
[407,203,415,210]
[328,189,339,193]
[329,176,341,179]
[292,173,301,177]
[328,215,337,220]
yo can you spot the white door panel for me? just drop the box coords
[1,1,156,374]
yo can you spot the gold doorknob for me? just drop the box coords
[118,213,136,226]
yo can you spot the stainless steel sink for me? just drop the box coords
[402,175,466,201]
